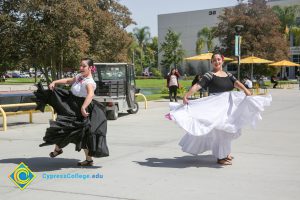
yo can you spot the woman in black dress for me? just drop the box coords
[34,58,108,166]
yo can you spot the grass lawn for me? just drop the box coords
[136,93,169,102]
[0,78,42,84]
[3,78,295,102]
[135,78,192,101]
[136,78,192,88]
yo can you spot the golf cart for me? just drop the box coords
[93,63,139,120]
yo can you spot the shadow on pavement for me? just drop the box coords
[0,157,101,172]
[134,155,223,169]
[0,122,30,127]
[117,113,131,118]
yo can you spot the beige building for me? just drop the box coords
[158,0,300,78]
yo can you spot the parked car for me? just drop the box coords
[20,73,30,78]
[4,73,12,78]
[12,73,21,78]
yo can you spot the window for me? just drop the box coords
[96,65,126,80]
[296,17,300,26]
[293,55,300,64]
[208,10,216,15]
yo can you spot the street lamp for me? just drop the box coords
[235,25,244,81]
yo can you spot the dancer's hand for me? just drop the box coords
[49,82,56,90]
[183,96,189,104]
[244,89,252,96]
[81,107,89,118]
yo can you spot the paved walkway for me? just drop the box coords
[0,88,299,200]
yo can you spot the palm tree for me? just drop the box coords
[290,26,300,46]
[196,27,217,54]
[147,36,158,68]
[132,26,151,68]
[272,5,300,33]
[272,5,300,50]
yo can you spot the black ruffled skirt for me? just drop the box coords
[34,83,109,158]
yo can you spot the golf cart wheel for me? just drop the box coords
[127,102,139,114]
[107,106,118,120]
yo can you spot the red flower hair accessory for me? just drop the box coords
[91,65,96,73]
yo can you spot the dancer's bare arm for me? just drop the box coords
[183,84,201,104]
[49,77,76,90]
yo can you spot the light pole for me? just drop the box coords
[235,25,243,81]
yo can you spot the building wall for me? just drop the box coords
[158,0,300,78]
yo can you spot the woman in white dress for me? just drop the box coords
[167,52,271,165]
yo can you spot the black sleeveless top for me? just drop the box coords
[198,72,237,93]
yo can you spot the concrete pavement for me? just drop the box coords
[0,88,300,200]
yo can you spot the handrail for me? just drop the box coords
[0,103,55,131]
[0,103,37,108]
[135,93,148,109]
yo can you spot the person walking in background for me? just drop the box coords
[167,68,180,102]
[192,74,206,98]
[243,76,253,89]
[271,75,278,88]
[166,52,271,166]
[296,68,300,90]
[34,58,109,166]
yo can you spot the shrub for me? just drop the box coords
[161,87,169,94]
[151,68,163,78]
[161,86,186,96]
[177,86,187,95]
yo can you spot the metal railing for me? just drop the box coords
[135,93,148,109]
[0,103,56,131]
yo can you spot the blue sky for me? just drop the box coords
[119,0,239,36]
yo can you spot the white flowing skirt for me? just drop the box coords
[166,91,272,158]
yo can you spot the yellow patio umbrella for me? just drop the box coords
[185,52,233,61]
[268,60,300,67]
[231,56,273,80]
[268,60,300,79]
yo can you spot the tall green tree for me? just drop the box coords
[128,36,143,75]
[272,5,300,46]
[89,0,134,62]
[132,26,151,68]
[160,29,185,74]
[18,0,91,82]
[148,36,159,68]
[272,5,300,33]
[215,0,288,77]
[128,31,158,75]
[0,0,21,75]
[196,27,217,54]
[0,0,134,82]
[215,0,289,78]
[290,26,300,46]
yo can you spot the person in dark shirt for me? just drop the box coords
[182,52,251,165]
[191,74,201,86]
[192,74,205,98]
[184,53,250,97]
[166,68,180,102]
[271,76,278,88]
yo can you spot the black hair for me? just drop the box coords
[170,68,176,73]
[81,58,94,67]
[193,74,201,79]
[192,74,201,86]
[211,52,224,63]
